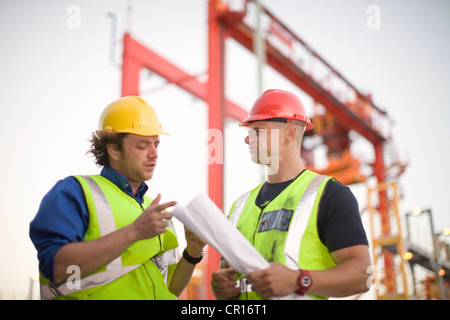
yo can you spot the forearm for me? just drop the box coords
[169,229,206,296]
[52,193,175,285]
[246,245,371,299]
[308,256,371,297]
[168,257,197,296]
[53,224,136,284]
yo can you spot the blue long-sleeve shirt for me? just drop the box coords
[29,166,148,284]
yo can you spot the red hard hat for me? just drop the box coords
[240,89,314,131]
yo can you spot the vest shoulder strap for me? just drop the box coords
[284,173,330,270]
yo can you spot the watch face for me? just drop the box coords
[301,276,312,287]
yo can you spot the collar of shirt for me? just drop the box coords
[100,166,149,205]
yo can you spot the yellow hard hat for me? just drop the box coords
[98,96,168,136]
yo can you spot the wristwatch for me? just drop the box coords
[183,249,203,265]
[295,269,313,296]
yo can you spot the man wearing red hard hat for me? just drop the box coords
[211,89,371,300]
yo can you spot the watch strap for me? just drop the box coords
[182,249,203,264]
[295,269,312,296]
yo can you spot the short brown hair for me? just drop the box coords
[87,130,128,167]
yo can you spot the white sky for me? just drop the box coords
[1,0,449,298]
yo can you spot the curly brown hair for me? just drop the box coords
[87,130,128,167]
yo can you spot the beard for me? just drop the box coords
[117,155,155,183]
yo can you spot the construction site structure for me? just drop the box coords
[120,0,444,299]
[367,181,409,299]
[404,208,450,299]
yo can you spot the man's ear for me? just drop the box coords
[107,144,120,161]
[284,124,297,143]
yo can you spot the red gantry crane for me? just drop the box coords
[121,0,407,299]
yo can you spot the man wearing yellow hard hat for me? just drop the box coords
[30,96,205,299]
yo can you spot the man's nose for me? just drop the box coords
[148,145,158,159]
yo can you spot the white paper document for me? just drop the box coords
[171,193,270,275]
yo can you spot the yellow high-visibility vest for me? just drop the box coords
[40,175,178,300]
[228,170,336,300]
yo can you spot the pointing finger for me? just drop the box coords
[155,201,177,213]
[152,193,161,206]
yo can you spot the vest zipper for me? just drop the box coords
[252,187,266,245]
[253,207,264,245]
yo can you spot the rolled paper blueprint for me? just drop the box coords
[172,193,270,275]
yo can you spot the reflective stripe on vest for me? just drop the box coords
[229,190,252,226]
[284,174,328,270]
[41,176,147,300]
[229,172,331,300]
